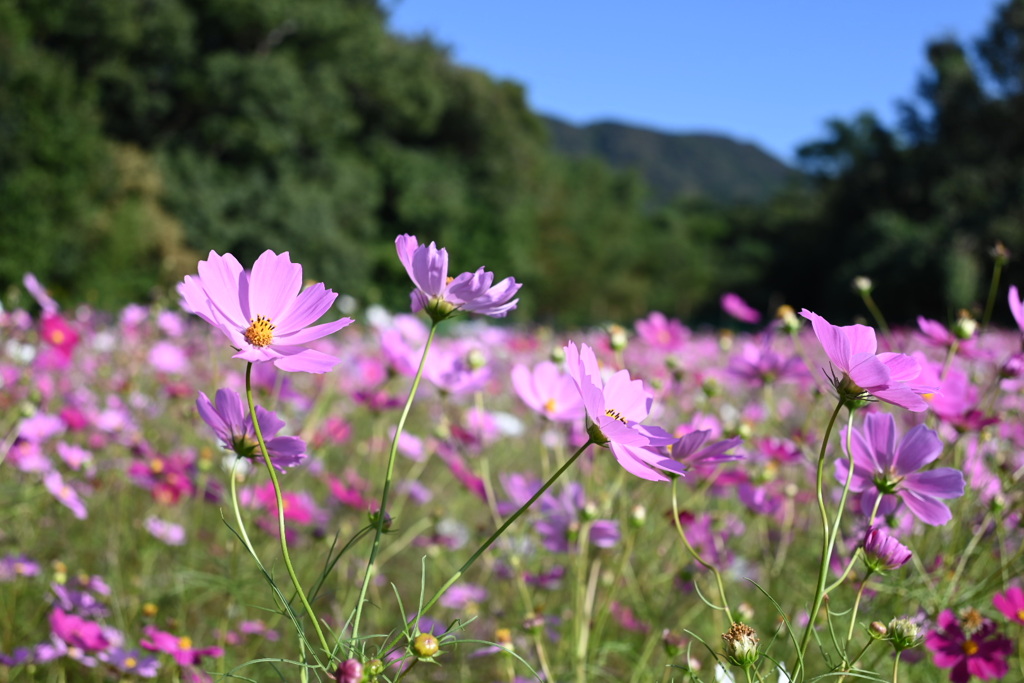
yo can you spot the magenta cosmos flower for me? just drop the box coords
[180,250,352,373]
[800,309,934,411]
[925,609,1012,683]
[993,587,1024,624]
[395,234,521,320]
[564,341,684,482]
[835,412,964,526]
[196,389,306,472]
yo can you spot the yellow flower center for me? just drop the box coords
[544,398,558,413]
[178,636,193,650]
[962,639,979,656]
[605,408,627,424]
[244,315,275,347]
[50,329,66,344]
[125,657,138,667]
[1017,609,1024,622]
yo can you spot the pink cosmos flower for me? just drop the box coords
[196,388,306,472]
[993,587,1024,624]
[395,234,521,320]
[140,625,223,667]
[43,470,88,520]
[800,309,934,411]
[835,412,963,526]
[721,292,762,324]
[925,609,1012,683]
[564,341,685,482]
[511,360,585,422]
[49,608,110,652]
[179,250,352,373]
[634,311,689,350]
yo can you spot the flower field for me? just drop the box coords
[2,240,1024,683]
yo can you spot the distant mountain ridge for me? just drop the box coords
[542,116,797,206]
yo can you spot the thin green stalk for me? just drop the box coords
[792,396,847,680]
[245,362,332,663]
[418,439,595,617]
[845,571,874,643]
[892,650,903,683]
[352,322,440,641]
[982,249,1006,330]
[670,477,733,622]
[859,291,892,347]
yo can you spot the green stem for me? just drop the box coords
[352,322,440,641]
[846,571,874,644]
[982,255,1005,330]
[792,396,847,680]
[670,477,733,622]
[244,362,332,663]
[418,439,595,617]
[860,292,892,347]
[892,650,902,683]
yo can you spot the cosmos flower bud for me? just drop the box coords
[369,510,393,532]
[412,632,440,659]
[953,310,977,340]
[721,622,760,668]
[335,658,363,683]
[869,621,888,638]
[365,658,384,676]
[853,276,873,294]
[661,628,686,658]
[990,240,1010,266]
[776,305,800,333]
[887,616,921,652]
[629,504,647,528]
[862,527,912,573]
[607,324,629,352]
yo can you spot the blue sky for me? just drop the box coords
[386,1,1005,163]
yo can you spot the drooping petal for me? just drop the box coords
[609,443,669,481]
[274,282,337,333]
[270,347,342,374]
[898,489,953,526]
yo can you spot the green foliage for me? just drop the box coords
[6,0,1024,324]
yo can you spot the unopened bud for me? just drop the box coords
[466,348,486,370]
[954,310,977,340]
[608,324,628,351]
[369,510,393,532]
[412,632,440,659]
[721,622,760,668]
[776,305,800,333]
[853,276,873,294]
[335,658,363,683]
[887,616,921,652]
[629,504,647,528]
[991,241,1011,266]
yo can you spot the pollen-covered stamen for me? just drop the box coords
[605,408,628,424]
[243,315,276,347]
[544,398,558,414]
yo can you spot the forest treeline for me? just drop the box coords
[2,0,1024,326]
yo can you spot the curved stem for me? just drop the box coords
[670,477,733,622]
[245,363,332,663]
[792,396,847,680]
[417,439,595,618]
[846,571,874,644]
[352,322,440,641]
